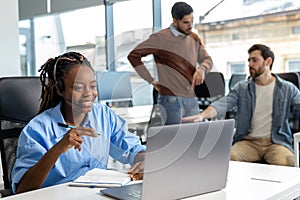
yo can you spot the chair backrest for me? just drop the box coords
[0,76,42,193]
[0,127,23,192]
[96,71,133,106]
[152,72,225,111]
[194,72,225,111]
[225,74,247,121]
[228,73,247,91]
[277,72,300,133]
[0,76,42,123]
[277,72,300,88]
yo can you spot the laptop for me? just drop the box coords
[101,119,235,200]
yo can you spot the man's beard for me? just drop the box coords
[250,66,265,79]
[177,26,192,35]
[250,70,259,79]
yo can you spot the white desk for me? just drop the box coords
[111,105,153,143]
[5,161,300,200]
[111,105,153,128]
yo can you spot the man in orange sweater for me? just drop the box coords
[128,2,213,125]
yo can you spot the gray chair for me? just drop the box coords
[0,76,42,197]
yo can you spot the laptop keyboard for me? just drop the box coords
[127,190,142,199]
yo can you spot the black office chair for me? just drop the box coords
[151,72,225,120]
[0,76,42,197]
[194,72,225,113]
[277,72,300,133]
[228,73,247,91]
[277,72,300,88]
[226,74,248,120]
[150,72,225,123]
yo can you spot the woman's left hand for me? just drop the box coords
[128,161,144,181]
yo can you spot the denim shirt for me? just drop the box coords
[211,74,300,152]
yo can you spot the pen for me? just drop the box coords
[57,122,101,135]
[250,177,281,183]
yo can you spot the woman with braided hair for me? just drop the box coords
[11,52,146,194]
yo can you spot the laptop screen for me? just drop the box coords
[102,119,235,200]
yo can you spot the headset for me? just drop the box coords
[53,56,64,92]
[53,52,88,93]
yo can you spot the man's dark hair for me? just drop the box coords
[248,44,275,70]
[171,2,193,20]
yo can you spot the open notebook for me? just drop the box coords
[69,168,131,188]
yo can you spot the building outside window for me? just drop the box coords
[286,59,300,72]
[228,62,246,74]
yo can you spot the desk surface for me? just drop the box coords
[111,105,153,127]
[5,161,300,200]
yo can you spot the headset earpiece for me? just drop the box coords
[55,80,64,93]
[53,56,64,92]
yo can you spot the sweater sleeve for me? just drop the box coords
[127,34,159,84]
[191,33,213,73]
[198,49,213,73]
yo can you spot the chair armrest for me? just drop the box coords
[294,132,300,140]
[294,132,300,167]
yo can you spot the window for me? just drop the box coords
[286,59,300,72]
[228,62,246,74]
[19,20,35,75]
[232,33,240,40]
[292,26,300,35]
[60,6,106,46]
[113,0,152,36]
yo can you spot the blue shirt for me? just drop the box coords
[211,74,300,152]
[11,103,146,193]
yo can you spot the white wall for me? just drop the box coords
[0,0,20,76]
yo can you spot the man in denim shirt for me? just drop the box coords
[183,44,300,166]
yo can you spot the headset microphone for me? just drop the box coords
[63,98,83,108]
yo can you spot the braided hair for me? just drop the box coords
[38,52,94,114]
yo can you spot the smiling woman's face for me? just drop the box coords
[60,64,98,114]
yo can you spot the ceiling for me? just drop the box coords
[18,0,129,20]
